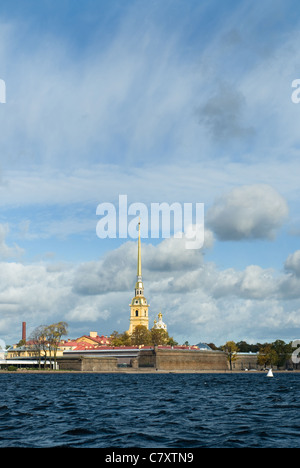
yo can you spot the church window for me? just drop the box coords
[135,310,139,317]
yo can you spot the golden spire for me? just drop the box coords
[128,218,149,335]
[137,219,142,280]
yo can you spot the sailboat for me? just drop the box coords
[267,368,274,377]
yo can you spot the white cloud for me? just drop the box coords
[239,265,277,299]
[0,236,300,346]
[207,184,289,241]
[284,250,300,277]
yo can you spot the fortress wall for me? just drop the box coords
[59,349,229,372]
[153,348,228,371]
[58,356,118,371]
[58,357,82,371]
[233,354,260,370]
[138,349,156,368]
[81,356,118,371]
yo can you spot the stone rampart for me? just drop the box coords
[139,347,228,371]
[59,348,228,372]
[58,356,118,371]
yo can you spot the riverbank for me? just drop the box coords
[0,368,299,374]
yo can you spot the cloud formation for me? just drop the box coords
[284,250,300,277]
[197,82,255,143]
[1,232,300,346]
[207,184,289,241]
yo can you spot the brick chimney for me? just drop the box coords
[22,322,26,342]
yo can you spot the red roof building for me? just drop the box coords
[59,331,111,351]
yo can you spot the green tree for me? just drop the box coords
[271,340,292,368]
[130,325,152,346]
[207,343,218,350]
[150,328,178,346]
[236,341,260,353]
[257,343,277,368]
[150,328,168,345]
[110,330,131,346]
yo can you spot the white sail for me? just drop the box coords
[267,368,273,377]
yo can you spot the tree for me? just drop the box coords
[29,325,49,369]
[166,335,178,347]
[130,325,152,346]
[110,330,131,346]
[236,341,259,353]
[257,341,292,369]
[150,328,177,346]
[223,341,238,370]
[110,327,178,347]
[257,343,277,368]
[272,340,292,368]
[45,322,68,369]
[207,343,218,350]
[29,322,68,369]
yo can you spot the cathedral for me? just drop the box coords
[128,221,167,334]
[153,312,167,331]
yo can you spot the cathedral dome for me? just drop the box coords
[153,312,167,331]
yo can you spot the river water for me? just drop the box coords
[0,372,299,448]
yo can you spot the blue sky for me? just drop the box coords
[1,0,300,346]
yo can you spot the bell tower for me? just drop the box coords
[128,221,149,334]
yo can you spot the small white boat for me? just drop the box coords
[267,368,274,377]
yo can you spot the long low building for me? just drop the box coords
[0,359,57,368]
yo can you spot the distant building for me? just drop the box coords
[68,331,110,347]
[7,331,111,360]
[195,343,212,351]
[153,312,167,331]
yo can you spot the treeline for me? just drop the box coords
[211,340,296,369]
[208,341,261,353]
[110,325,177,347]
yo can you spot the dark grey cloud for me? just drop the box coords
[196,82,254,143]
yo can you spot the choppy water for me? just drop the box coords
[0,372,299,448]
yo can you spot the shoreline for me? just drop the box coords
[1,369,299,374]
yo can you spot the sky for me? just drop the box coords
[1,0,300,346]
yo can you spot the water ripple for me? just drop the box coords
[0,372,299,447]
